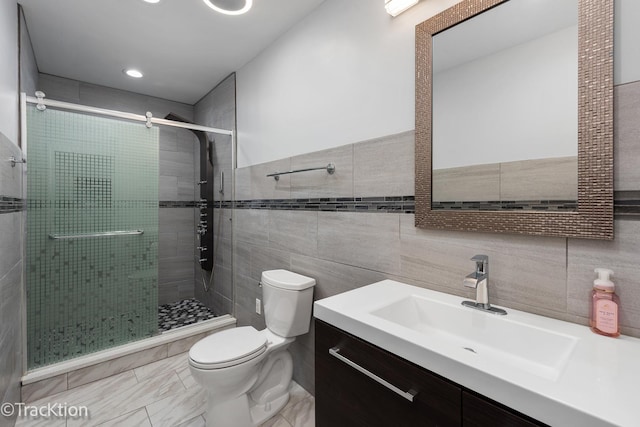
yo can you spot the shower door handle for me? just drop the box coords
[49,230,144,240]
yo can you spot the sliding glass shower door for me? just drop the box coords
[26,106,159,369]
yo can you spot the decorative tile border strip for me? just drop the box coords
[13,192,640,218]
[432,200,578,211]
[0,196,26,214]
[216,192,640,219]
[227,196,416,214]
[159,201,197,208]
[614,191,640,218]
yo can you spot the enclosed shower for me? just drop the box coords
[23,91,235,370]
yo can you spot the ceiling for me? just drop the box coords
[19,0,326,104]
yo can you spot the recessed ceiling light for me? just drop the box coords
[143,0,160,3]
[124,69,143,78]
[202,0,253,16]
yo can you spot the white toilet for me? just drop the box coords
[189,269,316,427]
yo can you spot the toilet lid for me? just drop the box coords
[189,327,267,369]
[261,269,316,291]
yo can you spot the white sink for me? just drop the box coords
[370,294,577,381]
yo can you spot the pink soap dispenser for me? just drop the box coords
[590,268,620,338]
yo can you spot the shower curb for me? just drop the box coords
[21,316,235,402]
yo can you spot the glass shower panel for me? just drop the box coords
[26,106,159,369]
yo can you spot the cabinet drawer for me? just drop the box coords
[462,391,549,427]
[315,320,462,427]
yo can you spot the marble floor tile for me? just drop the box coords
[176,365,199,389]
[67,344,168,389]
[146,384,207,427]
[175,415,206,427]
[14,412,67,427]
[280,397,315,427]
[261,414,293,427]
[96,408,151,427]
[67,371,185,426]
[134,352,188,383]
[29,371,138,409]
[286,382,312,409]
[18,353,316,427]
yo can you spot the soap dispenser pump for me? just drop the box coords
[590,268,620,337]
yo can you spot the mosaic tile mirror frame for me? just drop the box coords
[415,0,614,239]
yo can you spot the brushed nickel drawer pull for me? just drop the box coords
[329,347,418,402]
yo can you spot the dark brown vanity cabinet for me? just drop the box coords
[462,391,543,427]
[315,320,548,427]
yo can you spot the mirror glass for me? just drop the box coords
[431,0,578,211]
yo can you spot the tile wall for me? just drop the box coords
[233,81,640,395]
[193,73,236,316]
[18,7,38,100]
[0,131,25,426]
[38,74,201,306]
[0,7,33,425]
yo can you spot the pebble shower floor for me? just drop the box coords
[158,298,217,332]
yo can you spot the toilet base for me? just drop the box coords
[249,392,290,426]
[206,393,253,427]
[204,390,290,427]
[195,332,297,427]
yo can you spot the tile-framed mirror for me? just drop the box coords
[415,0,614,239]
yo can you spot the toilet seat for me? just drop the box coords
[189,327,267,370]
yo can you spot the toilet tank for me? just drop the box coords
[261,269,316,338]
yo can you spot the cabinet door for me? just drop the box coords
[462,391,549,427]
[316,320,462,427]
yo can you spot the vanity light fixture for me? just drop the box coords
[385,0,419,17]
[124,69,143,78]
[202,0,253,16]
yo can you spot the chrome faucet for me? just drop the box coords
[462,255,507,315]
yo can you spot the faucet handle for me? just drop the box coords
[470,254,488,263]
[470,254,488,274]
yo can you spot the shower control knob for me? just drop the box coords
[199,258,208,263]
[197,180,207,186]
[197,246,208,251]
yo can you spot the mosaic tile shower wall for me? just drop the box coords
[26,106,159,369]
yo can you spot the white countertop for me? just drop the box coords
[313,280,640,427]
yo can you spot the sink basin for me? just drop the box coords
[370,294,577,381]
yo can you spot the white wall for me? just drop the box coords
[236,0,461,167]
[615,0,640,85]
[0,0,19,144]
[236,0,640,168]
[433,26,578,169]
